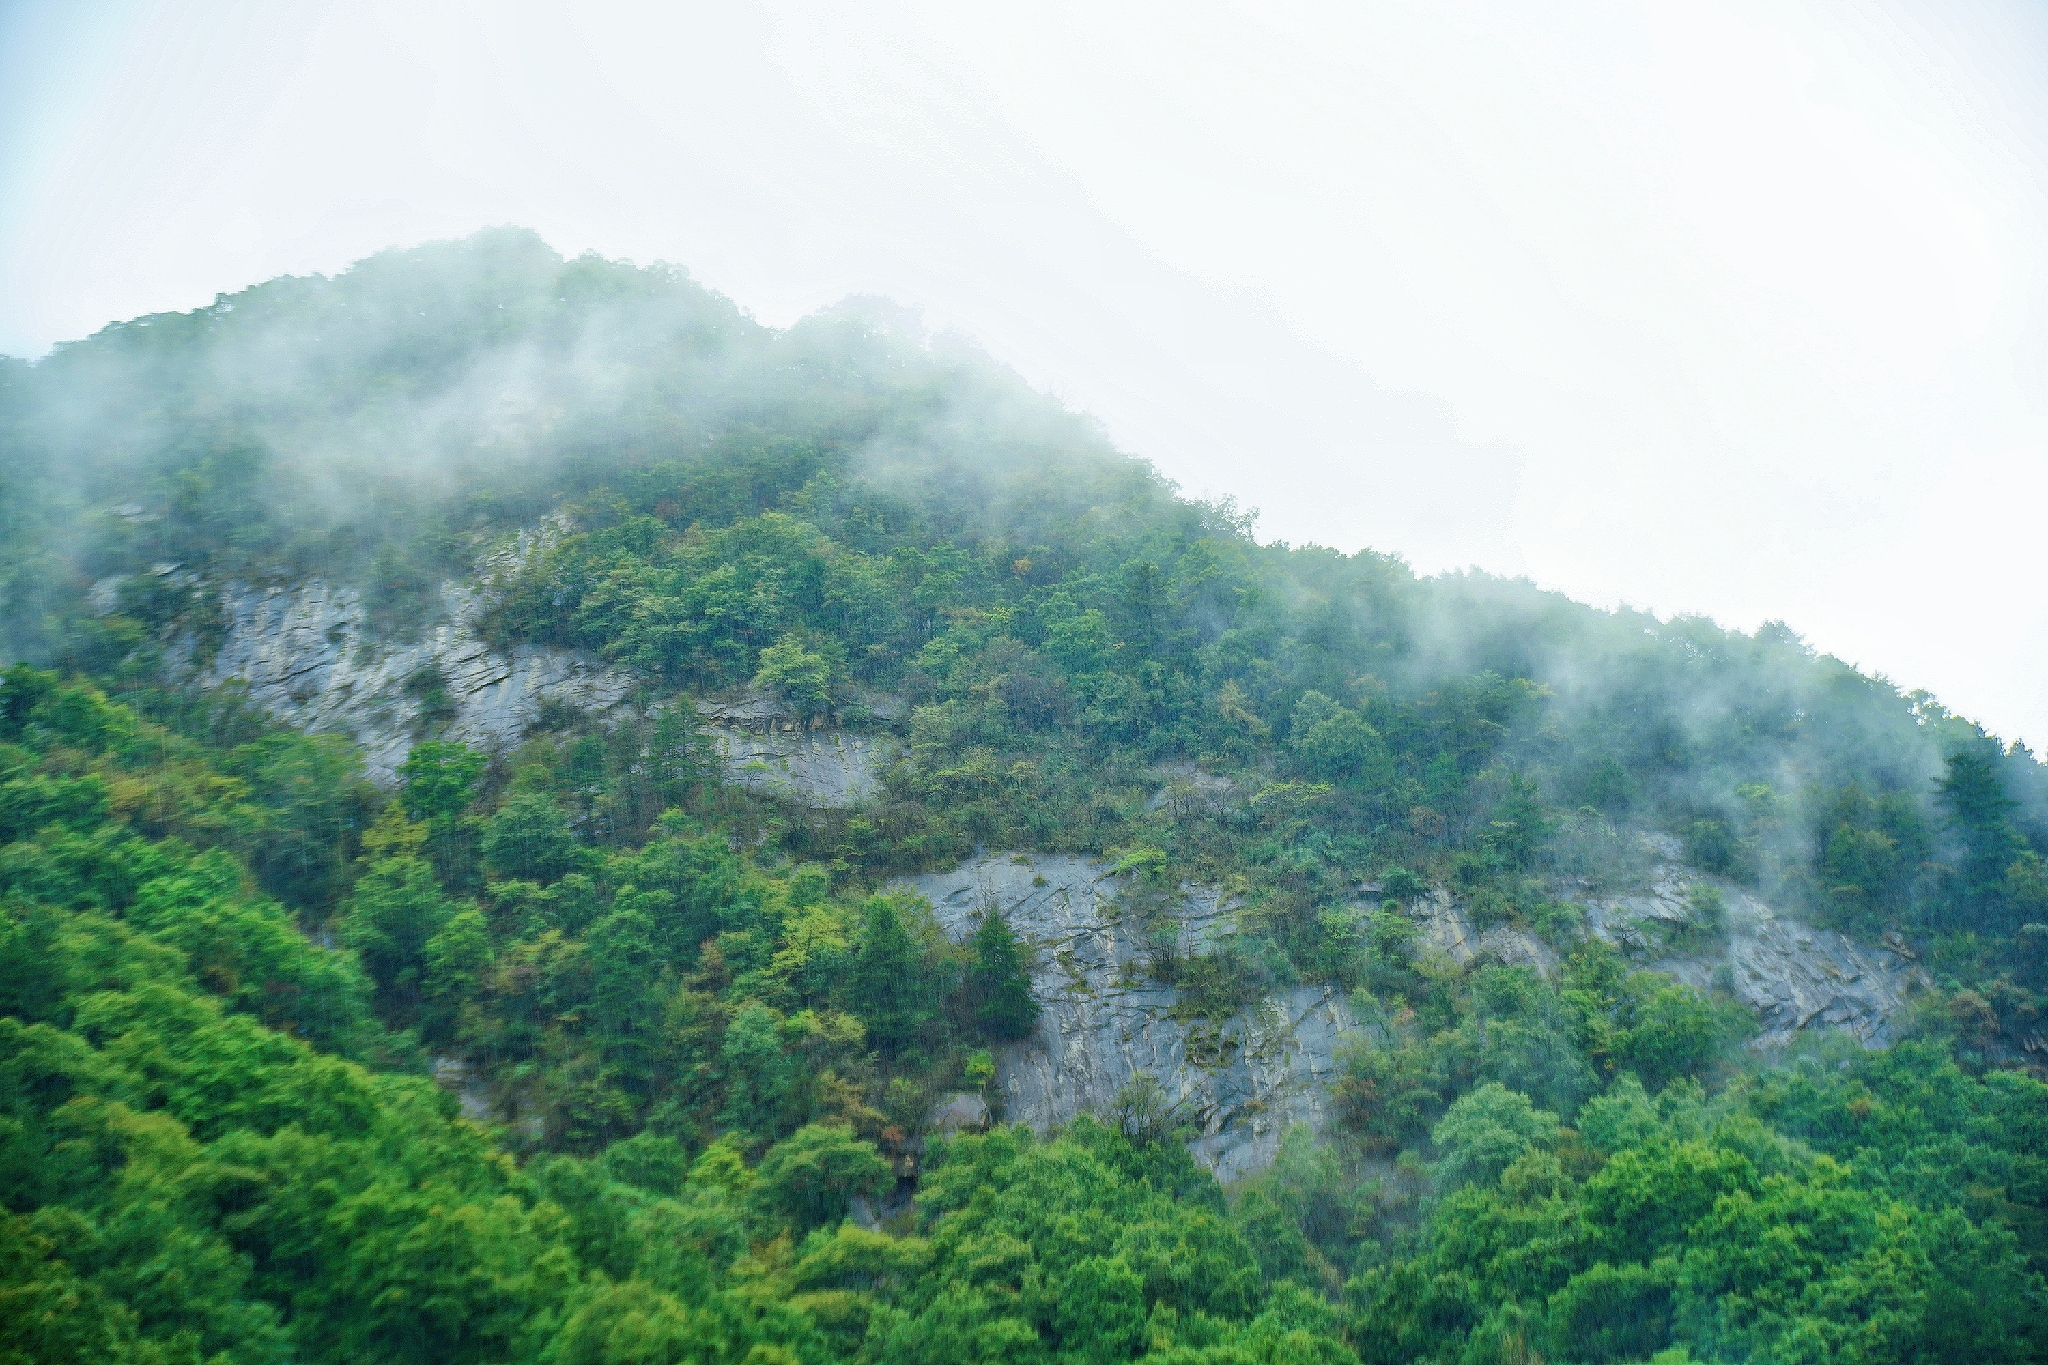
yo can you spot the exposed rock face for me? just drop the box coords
[430,1055,496,1123]
[1405,889,1562,977]
[184,576,896,806]
[1575,838,1925,1048]
[192,579,637,785]
[896,854,1353,1185]
[1146,763,1239,817]
[926,1092,992,1135]
[704,728,895,806]
[1410,834,1925,1048]
[429,1054,545,1139]
[696,690,897,807]
[902,837,1927,1180]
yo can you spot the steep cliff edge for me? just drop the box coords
[1585,835,1925,1048]
[696,691,899,807]
[1411,834,1925,1048]
[165,568,1925,1182]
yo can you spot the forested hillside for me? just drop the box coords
[3,231,2045,1363]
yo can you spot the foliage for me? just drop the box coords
[1346,1047,2048,1365]
[7,231,2048,1362]
[966,907,1041,1041]
[11,232,2048,1010]
[0,677,1370,1362]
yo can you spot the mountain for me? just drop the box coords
[2,230,2044,1365]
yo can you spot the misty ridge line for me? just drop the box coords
[3,225,2042,870]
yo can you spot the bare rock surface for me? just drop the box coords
[184,567,893,805]
[900,835,1926,1181]
[1402,889,1561,978]
[695,690,897,807]
[895,854,1353,1184]
[703,728,895,806]
[192,579,637,785]
[429,1054,545,1139]
[430,1055,496,1123]
[926,1092,992,1134]
[1409,834,1925,1048]
[1576,839,1926,1048]
[1146,763,1240,816]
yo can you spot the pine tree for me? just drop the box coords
[851,896,933,1053]
[967,907,1039,1041]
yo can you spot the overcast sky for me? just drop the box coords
[4,0,2046,745]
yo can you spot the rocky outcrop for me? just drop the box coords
[696,690,898,807]
[1407,834,1925,1048]
[1146,763,1240,817]
[1575,837,1926,1048]
[705,728,895,806]
[900,837,1927,1182]
[1402,888,1562,977]
[187,579,637,785]
[430,1055,496,1122]
[926,1092,992,1135]
[175,572,897,806]
[896,854,1353,1184]
[430,1054,545,1139]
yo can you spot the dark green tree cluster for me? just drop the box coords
[1347,1048,2048,1365]
[337,722,1040,1154]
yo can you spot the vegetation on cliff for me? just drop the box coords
[3,232,2046,1362]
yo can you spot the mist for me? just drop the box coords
[8,225,2042,876]
[4,0,2046,752]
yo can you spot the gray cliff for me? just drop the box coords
[1406,832,1924,1049]
[695,691,898,807]
[159,556,1926,1174]
[178,573,895,805]
[903,836,1926,1181]
[1582,834,1925,1048]
[189,579,637,786]
[898,854,1353,1185]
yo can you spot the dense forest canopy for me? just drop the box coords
[3,231,2045,1363]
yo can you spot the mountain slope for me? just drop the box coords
[4,230,2047,1365]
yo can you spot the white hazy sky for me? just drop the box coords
[4,0,2046,744]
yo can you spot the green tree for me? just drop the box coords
[1430,1083,1560,1192]
[1333,1034,1438,1155]
[965,908,1038,1041]
[751,1123,891,1233]
[1052,1255,1147,1364]
[1547,1262,1673,1365]
[341,852,459,1008]
[848,896,936,1055]
[400,740,487,876]
[1288,692,1393,789]
[1938,746,2030,930]
[718,1003,795,1138]
[1611,977,1740,1091]
[403,740,491,826]
[752,634,835,715]
[421,906,490,1042]
[551,1281,730,1365]
[482,793,581,883]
